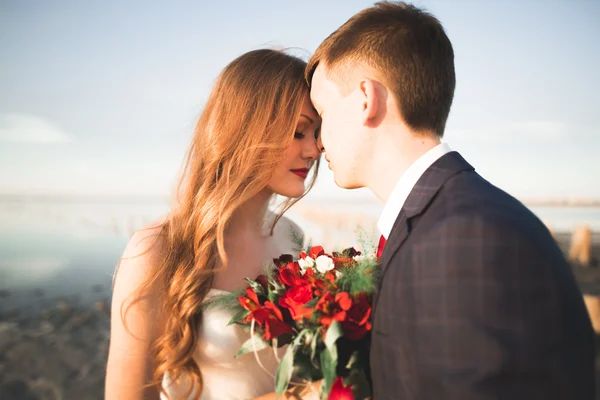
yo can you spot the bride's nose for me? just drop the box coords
[316,134,325,153]
[303,136,321,160]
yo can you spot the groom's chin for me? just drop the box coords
[333,176,364,190]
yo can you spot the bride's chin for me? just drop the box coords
[276,187,305,199]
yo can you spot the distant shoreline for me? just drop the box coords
[0,193,599,208]
[0,194,171,204]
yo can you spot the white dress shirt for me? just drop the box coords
[377,142,452,239]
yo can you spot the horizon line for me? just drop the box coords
[0,192,599,207]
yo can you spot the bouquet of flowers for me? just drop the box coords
[208,242,379,399]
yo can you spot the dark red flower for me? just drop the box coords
[278,283,314,321]
[273,254,294,267]
[316,291,352,327]
[328,377,354,400]
[255,274,270,292]
[341,294,372,340]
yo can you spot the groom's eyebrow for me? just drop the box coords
[300,114,315,124]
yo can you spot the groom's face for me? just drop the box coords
[310,64,365,189]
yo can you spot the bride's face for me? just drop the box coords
[266,94,321,198]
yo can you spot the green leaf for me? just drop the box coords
[303,297,319,309]
[227,308,250,326]
[289,225,305,251]
[268,290,280,304]
[346,367,372,400]
[319,321,343,397]
[275,344,295,396]
[310,329,319,361]
[202,290,242,312]
[319,347,336,397]
[244,277,265,295]
[325,320,343,351]
[305,237,313,252]
[234,334,268,358]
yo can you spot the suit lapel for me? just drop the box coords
[374,152,474,308]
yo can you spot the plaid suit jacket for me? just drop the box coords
[370,151,595,399]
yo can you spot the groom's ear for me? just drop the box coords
[359,79,378,125]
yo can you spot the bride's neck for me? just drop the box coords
[227,189,273,236]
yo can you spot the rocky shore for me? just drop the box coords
[0,235,599,400]
[0,297,110,400]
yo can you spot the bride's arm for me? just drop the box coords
[105,227,167,400]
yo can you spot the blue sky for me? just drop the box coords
[0,0,598,202]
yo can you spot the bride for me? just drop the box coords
[105,49,321,399]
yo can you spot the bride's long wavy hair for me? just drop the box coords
[124,49,320,398]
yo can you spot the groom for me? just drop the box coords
[306,2,595,399]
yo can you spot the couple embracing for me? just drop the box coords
[106,2,595,399]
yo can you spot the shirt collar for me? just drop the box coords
[377,142,452,238]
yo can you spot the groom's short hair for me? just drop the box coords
[306,1,455,137]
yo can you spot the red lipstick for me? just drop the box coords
[290,168,309,179]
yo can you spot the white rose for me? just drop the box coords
[298,256,315,271]
[353,254,366,263]
[315,255,335,273]
[353,252,376,262]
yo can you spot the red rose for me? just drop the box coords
[328,377,354,400]
[316,291,352,328]
[341,294,372,340]
[278,283,314,321]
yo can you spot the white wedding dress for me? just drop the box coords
[161,288,283,400]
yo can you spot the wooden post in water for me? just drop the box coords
[569,225,592,267]
[583,295,600,333]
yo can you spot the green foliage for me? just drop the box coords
[289,225,305,253]
[276,344,295,396]
[335,257,378,295]
[201,289,242,313]
[234,334,269,358]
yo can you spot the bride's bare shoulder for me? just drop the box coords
[121,217,168,259]
[114,216,169,288]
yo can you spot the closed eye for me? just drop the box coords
[294,132,305,139]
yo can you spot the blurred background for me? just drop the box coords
[1,0,599,399]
